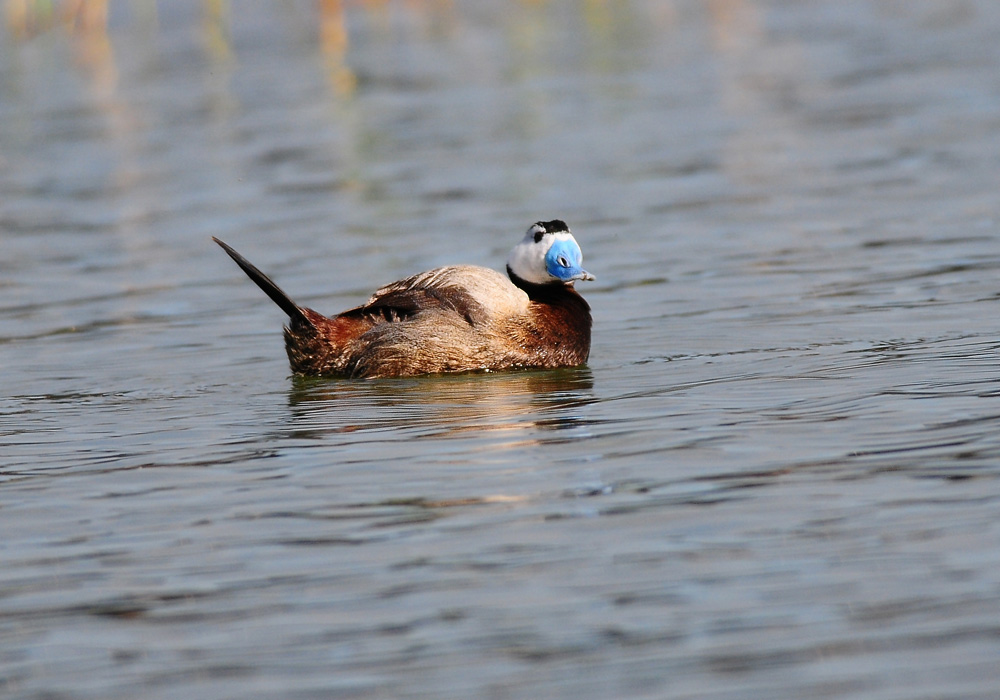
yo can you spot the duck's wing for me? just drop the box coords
[356,287,481,325]
[345,265,529,327]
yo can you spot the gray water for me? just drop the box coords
[3,1,1000,698]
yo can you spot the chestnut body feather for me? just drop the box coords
[214,222,593,379]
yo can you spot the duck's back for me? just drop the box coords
[287,265,527,377]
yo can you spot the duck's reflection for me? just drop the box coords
[285,366,595,439]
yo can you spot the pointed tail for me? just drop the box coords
[213,237,314,329]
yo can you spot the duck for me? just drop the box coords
[213,220,594,378]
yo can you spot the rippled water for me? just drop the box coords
[3,2,1000,698]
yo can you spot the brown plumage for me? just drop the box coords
[213,221,594,378]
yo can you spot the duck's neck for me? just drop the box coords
[507,265,591,320]
[507,268,585,304]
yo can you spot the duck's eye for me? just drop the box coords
[557,256,569,267]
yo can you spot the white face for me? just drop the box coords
[507,222,593,285]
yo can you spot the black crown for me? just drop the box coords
[532,219,569,242]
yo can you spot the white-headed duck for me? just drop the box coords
[213,220,594,378]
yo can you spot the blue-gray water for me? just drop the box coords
[3,2,1000,698]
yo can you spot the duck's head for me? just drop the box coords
[507,220,595,286]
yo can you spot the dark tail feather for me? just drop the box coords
[213,237,314,329]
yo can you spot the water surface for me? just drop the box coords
[2,2,1000,698]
